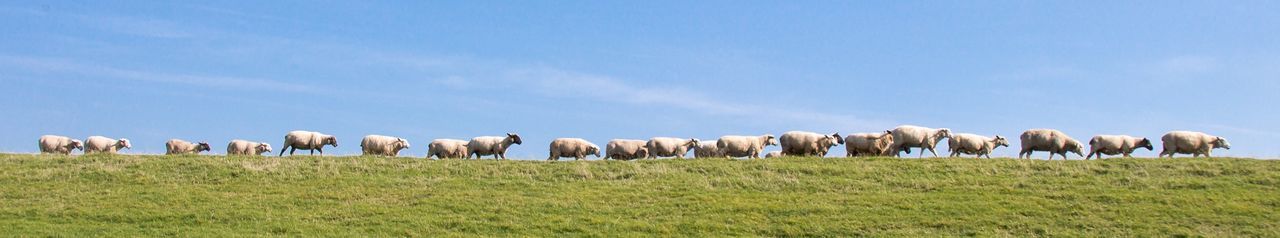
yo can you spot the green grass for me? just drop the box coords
[0,154,1277,237]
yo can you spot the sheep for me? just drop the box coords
[693,141,722,158]
[844,131,895,157]
[548,138,600,161]
[1018,129,1084,160]
[779,131,844,157]
[38,135,83,155]
[227,140,273,156]
[1085,135,1153,159]
[467,133,522,160]
[84,136,131,154]
[716,134,778,159]
[764,151,784,158]
[427,139,469,159]
[1159,131,1230,158]
[279,130,338,156]
[889,125,952,158]
[165,139,211,155]
[360,135,411,157]
[645,137,699,159]
[604,139,649,161]
[947,133,1009,159]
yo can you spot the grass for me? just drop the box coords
[0,153,1277,237]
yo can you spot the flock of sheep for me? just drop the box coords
[33,126,1232,160]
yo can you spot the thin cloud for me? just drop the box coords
[1202,124,1280,138]
[502,67,894,131]
[0,55,320,94]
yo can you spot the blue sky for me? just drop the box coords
[1,1,1276,158]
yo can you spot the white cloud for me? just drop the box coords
[499,67,893,131]
[0,55,320,94]
[1152,56,1219,75]
[1202,124,1280,138]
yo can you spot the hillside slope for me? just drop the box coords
[0,154,1277,236]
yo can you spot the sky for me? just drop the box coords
[1,1,1277,159]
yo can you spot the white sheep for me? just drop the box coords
[38,135,83,155]
[467,133,522,160]
[947,133,1008,159]
[427,139,469,159]
[360,135,411,157]
[779,131,843,157]
[227,140,272,156]
[548,138,600,161]
[693,141,722,158]
[716,134,778,159]
[645,137,699,159]
[85,136,131,154]
[1018,129,1084,160]
[889,125,952,158]
[165,139,211,155]
[604,139,649,160]
[1086,135,1153,159]
[844,131,895,157]
[280,130,338,156]
[1159,131,1230,158]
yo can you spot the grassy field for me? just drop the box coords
[0,154,1277,236]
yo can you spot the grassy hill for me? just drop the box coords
[0,154,1277,236]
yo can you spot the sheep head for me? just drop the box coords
[1137,138,1154,151]
[507,133,523,145]
[589,145,601,158]
[1067,139,1085,157]
[324,136,338,147]
[993,136,1009,148]
[258,143,273,154]
[1213,137,1231,150]
[397,138,410,149]
[197,142,211,152]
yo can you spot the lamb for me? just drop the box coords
[716,134,778,159]
[779,131,844,157]
[38,135,83,155]
[84,136,131,154]
[765,151,784,158]
[360,135,411,157]
[548,138,600,161]
[1085,135,1153,159]
[844,131,895,157]
[693,141,722,158]
[227,140,273,156]
[1018,129,1085,160]
[467,133,522,160]
[889,125,952,158]
[645,137,699,159]
[427,139,469,159]
[280,130,338,156]
[947,133,1009,159]
[165,139,211,155]
[1159,131,1230,158]
[604,139,649,160]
